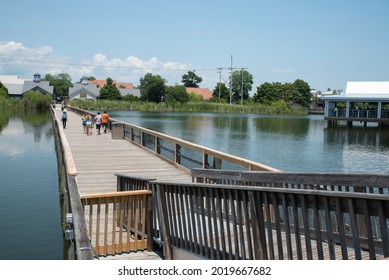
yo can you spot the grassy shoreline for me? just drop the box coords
[68,100,308,115]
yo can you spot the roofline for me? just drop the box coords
[321,96,389,101]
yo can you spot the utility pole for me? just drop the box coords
[241,68,244,105]
[217,67,222,100]
[216,56,247,104]
[230,55,233,104]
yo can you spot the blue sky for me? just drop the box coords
[1,0,388,94]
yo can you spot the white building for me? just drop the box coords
[322,81,389,126]
[68,76,100,100]
[0,73,53,98]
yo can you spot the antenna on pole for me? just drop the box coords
[230,55,233,104]
[217,67,222,100]
[216,56,247,104]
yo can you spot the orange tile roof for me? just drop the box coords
[89,80,134,89]
[116,82,134,89]
[185,87,212,100]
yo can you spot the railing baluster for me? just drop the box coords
[334,197,348,260]
[348,198,362,260]
[96,198,101,255]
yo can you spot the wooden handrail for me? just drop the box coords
[81,190,152,199]
[51,106,93,260]
[191,169,389,194]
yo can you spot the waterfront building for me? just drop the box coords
[68,76,100,100]
[0,73,53,98]
[322,81,389,126]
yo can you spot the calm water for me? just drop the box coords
[0,110,63,260]
[1,110,388,260]
[110,111,389,173]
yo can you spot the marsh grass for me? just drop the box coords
[68,100,308,115]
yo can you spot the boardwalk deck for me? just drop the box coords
[55,106,192,196]
[55,106,192,260]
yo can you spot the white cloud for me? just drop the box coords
[0,40,53,59]
[0,40,202,86]
[270,68,297,73]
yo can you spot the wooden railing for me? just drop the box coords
[51,106,94,260]
[191,169,389,194]
[115,174,164,244]
[190,169,389,257]
[80,190,153,257]
[67,106,279,173]
[154,180,389,260]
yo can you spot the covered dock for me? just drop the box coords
[322,81,389,126]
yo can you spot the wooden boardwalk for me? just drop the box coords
[55,106,192,260]
[55,106,192,196]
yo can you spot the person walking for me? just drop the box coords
[85,114,93,136]
[101,111,110,133]
[94,112,102,135]
[62,110,68,128]
[81,113,87,133]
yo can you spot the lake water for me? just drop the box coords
[0,110,63,260]
[110,111,389,173]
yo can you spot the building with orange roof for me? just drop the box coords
[185,87,213,100]
[89,79,134,89]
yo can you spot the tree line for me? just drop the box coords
[40,70,313,108]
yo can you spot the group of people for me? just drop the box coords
[81,111,110,136]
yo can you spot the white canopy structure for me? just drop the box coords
[321,81,389,126]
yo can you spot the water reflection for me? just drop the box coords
[0,109,63,259]
[252,115,310,139]
[324,126,389,148]
[324,126,389,173]
[112,111,389,173]
[0,110,53,158]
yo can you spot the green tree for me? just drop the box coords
[78,76,96,83]
[99,78,121,100]
[0,82,9,99]
[181,71,203,88]
[139,73,166,103]
[292,79,312,107]
[231,69,253,103]
[43,73,72,98]
[281,82,300,104]
[165,85,189,104]
[253,82,283,103]
[212,82,230,102]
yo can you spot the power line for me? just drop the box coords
[217,55,248,104]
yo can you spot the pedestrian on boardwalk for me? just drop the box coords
[94,112,102,135]
[101,111,110,133]
[81,113,87,134]
[85,114,93,136]
[62,110,68,128]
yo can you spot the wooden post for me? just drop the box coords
[175,144,181,165]
[68,175,94,260]
[156,184,172,260]
[155,137,160,154]
[146,194,154,251]
[248,191,265,260]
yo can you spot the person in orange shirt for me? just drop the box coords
[101,111,110,133]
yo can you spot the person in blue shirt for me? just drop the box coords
[62,110,68,128]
